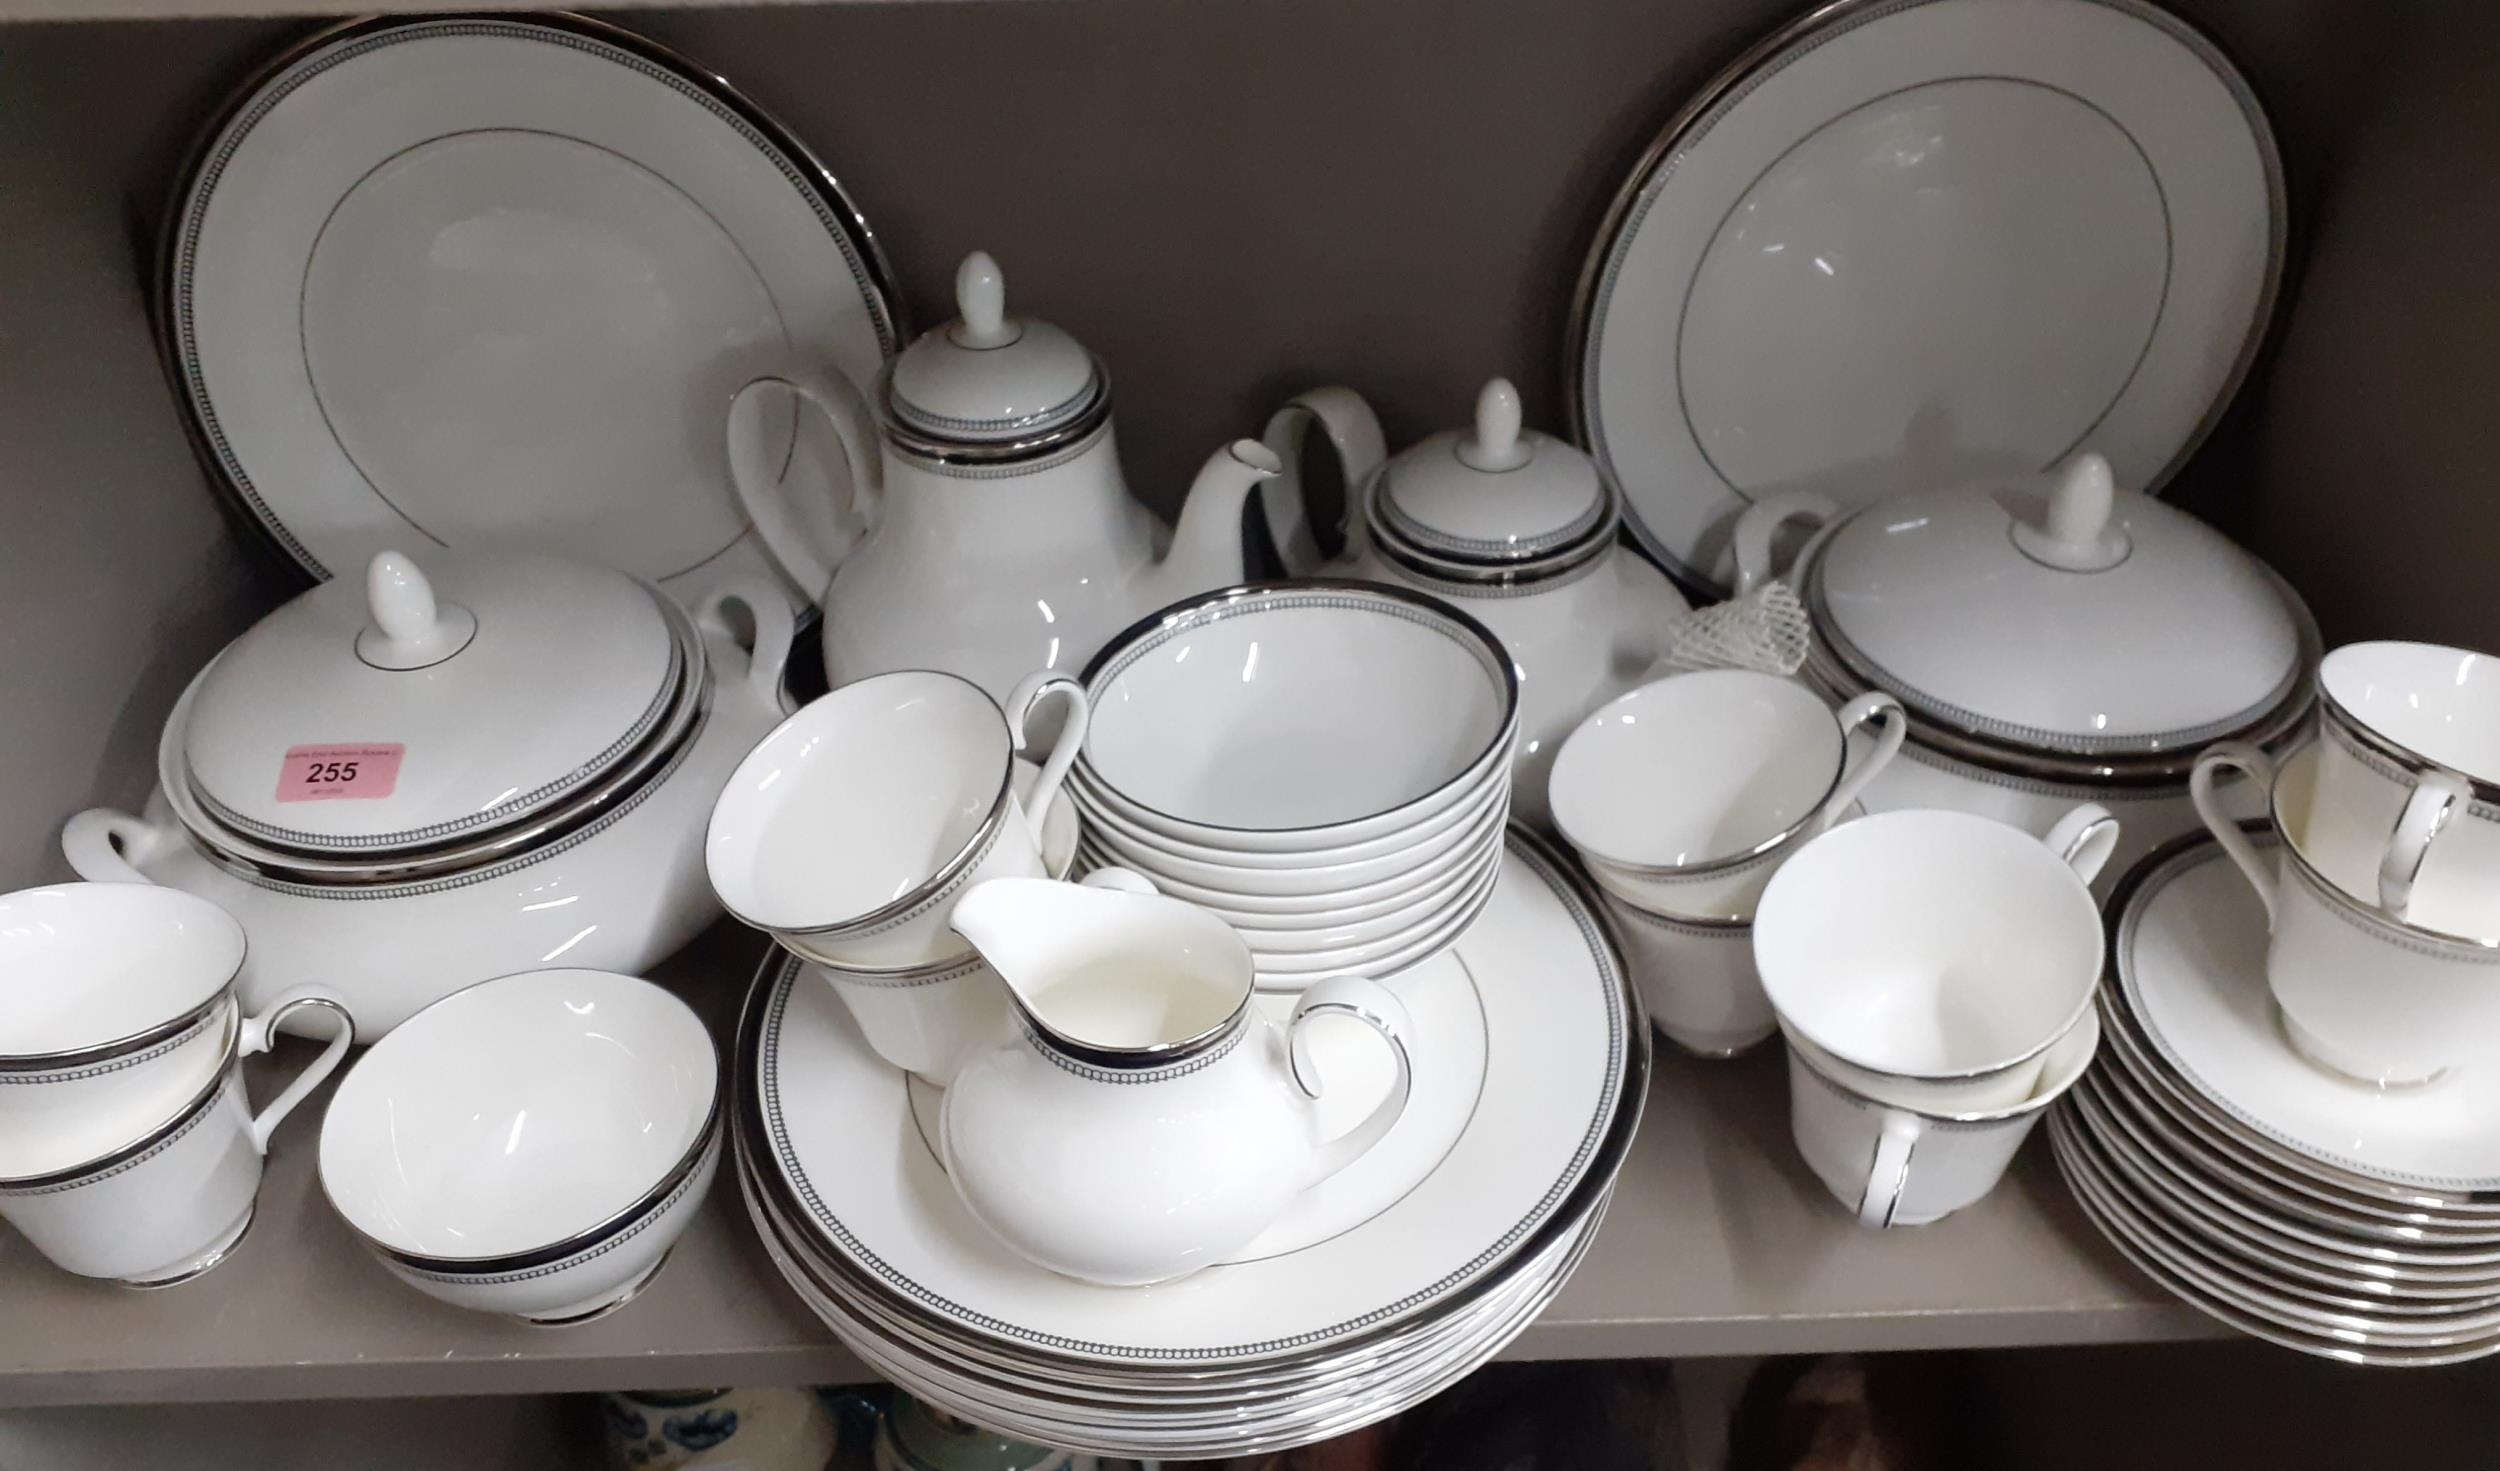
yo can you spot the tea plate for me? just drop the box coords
[166,15,897,609]
[1572,0,2281,591]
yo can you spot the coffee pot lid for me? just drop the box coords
[885,252,1107,455]
[1369,379,1616,577]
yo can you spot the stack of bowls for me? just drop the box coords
[1069,582,1517,989]
[319,968,720,1326]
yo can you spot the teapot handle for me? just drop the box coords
[1730,490,1842,596]
[1258,388,1385,577]
[725,370,884,603]
[1287,975,1415,1186]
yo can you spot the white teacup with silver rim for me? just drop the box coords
[707,668,1087,973]
[1787,1006,2101,1228]
[1601,899,1773,1058]
[0,883,249,1179]
[1550,670,1905,922]
[1754,805,2117,1112]
[0,985,352,1285]
[2307,641,2500,934]
[2192,739,2500,1084]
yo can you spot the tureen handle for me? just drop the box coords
[60,808,166,885]
[1258,387,1385,576]
[1730,491,1841,596]
[725,369,883,603]
[696,582,798,713]
[2189,743,2278,924]
[1287,975,1416,1186]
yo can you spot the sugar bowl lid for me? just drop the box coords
[884,251,1108,458]
[178,551,684,855]
[1368,379,1616,578]
[1805,454,2313,760]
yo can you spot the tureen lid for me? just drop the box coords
[884,251,1107,457]
[1808,454,2310,757]
[179,551,683,853]
[1369,379,1616,577]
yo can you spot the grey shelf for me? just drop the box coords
[0,920,2215,1410]
[1,0,928,21]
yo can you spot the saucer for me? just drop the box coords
[2115,836,2500,1194]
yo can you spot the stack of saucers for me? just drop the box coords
[738,832,1643,1458]
[2051,830,2500,1367]
[1067,582,1517,990]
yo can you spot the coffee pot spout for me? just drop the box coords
[1151,439,1282,602]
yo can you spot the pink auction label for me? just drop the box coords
[275,743,405,803]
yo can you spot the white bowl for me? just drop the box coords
[1079,582,1517,839]
[319,968,718,1325]
[1216,845,1501,932]
[1084,814,1504,917]
[1082,789,1510,898]
[1248,859,1503,984]
[1214,848,1503,953]
[1073,758,1506,869]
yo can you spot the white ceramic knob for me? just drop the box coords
[1457,378,1530,472]
[357,552,477,670]
[953,251,1014,349]
[2012,452,2129,572]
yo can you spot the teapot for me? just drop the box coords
[1259,379,1690,827]
[940,870,1415,1287]
[726,251,1292,702]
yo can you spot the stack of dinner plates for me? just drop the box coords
[1067,583,1516,992]
[2051,831,2500,1367]
[736,833,1644,1458]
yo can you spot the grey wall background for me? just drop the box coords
[0,0,2491,893]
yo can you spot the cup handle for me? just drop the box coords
[2380,771,2467,921]
[1730,491,1841,596]
[1289,975,1416,1185]
[695,580,798,712]
[2043,802,2122,888]
[2189,742,2278,924]
[234,986,357,1154]
[1077,867,1157,896]
[1856,1110,1922,1229]
[1816,691,1906,833]
[725,371,882,601]
[1005,671,1090,835]
[61,807,167,885]
[1258,387,1386,576]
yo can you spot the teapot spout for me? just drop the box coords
[1155,440,1282,601]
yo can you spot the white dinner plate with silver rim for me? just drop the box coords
[1571,0,2283,592]
[165,14,898,609]
[2114,835,2500,1197]
[754,832,1637,1367]
[2054,1111,2500,1354]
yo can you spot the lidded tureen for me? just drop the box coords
[1733,453,2317,881]
[1262,378,1690,826]
[64,551,792,1035]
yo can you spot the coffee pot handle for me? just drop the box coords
[1288,975,1415,1185]
[725,370,883,602]
[2189,743,2279,924]
[235,986,358,1152]
[1258,388,1386,576]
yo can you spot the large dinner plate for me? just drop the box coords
[2115,837,2500,1197]
[753,833,1638,1366]
[166,15,897,608]
[1572,0,2282,591]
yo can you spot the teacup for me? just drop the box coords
[2308,641,2500,934]
[0,986,352,1285]
[708,668,1086,971]
[1787,1006,2101,1228]
[2193,740,2500,1084]
[0,884,250,1178]
[1753,804,2116,1112]
[1551,671,1905,922]
[1600,896,1774,1058]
